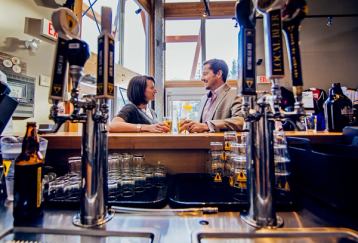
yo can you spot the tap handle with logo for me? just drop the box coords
[236,0,257,96]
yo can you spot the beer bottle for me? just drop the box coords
[324,83,353,132]
[13,122,44,225]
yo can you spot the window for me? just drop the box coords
[166,87,207,121]
[81,15,99,54]
[81,0,121,63]
[165,18,239,81]
[113,87,128,117]
[165,20,202,80]
[123,0,148,74]
[206,19,239,80]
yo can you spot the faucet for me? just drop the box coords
[39,7,115,227]
[236,0,307,228]
[236,0,285,228]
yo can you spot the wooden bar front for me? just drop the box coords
[42,131,343,174]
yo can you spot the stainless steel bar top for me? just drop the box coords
[1,201,357,243]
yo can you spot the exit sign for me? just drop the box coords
[41,18,58,41]
[257,75,270,84]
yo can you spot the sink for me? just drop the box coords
[0,226,160,243]
[192,227,358,243]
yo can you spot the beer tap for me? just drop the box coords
[235,0,256,117]
[39,7,80,134]
[255,0,285,117]
[40,6,115,227]
[282,0,307,115]
[237,0,285,228]
[280,0,308,131]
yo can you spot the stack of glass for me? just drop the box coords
[45,153,167,202]
[0,164,5,199]
[226,132,248,191]
[208,132,248,189]
[273,131,291,192]
[107,153,167,199]
[208,142,225,183]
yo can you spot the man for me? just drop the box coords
[180,59,244,133]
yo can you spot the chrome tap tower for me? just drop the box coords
[39,6,115,227]
[235,0,283,228]
[236,0,306,228]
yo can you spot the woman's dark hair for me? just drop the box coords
[127,75,155,106]
[203,59,229,82]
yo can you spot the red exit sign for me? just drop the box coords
[256,75,269,84]
[41,18,58,41]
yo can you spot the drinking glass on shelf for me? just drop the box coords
[232,155,247,190]
[224,131,238,151]
[133,171,146,193]
[108,179,119,200]
[239,132,248,145]
[273,131,291,191]
[154,161,167,188]
[209,142,224,183]
[120,175,135,198]
[229,142,246,157]
[132,154,145,171]
[121,153,132,174]
[144,166,154,189]
[68,156,81,175]
[64,179,81,199]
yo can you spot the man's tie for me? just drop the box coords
[202,91,217,122]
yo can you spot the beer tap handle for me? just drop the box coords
[41,8,80,134]
[255,0,285,115]
[49,8,80,103]
[236,0,257,97]
[282,0,307,113]
[97,7,115,100]
[67,39,90,90]
[255,0,285,79]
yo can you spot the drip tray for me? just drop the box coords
[192,228,358,243]
[0,226,160,243]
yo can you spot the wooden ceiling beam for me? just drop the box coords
[135,0,152,17]
[164,1,236,19]
[166,35,199,43]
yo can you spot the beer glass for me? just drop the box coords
[163,116,173,133]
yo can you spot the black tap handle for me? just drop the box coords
[235,0,254,28]
[236,0,256,96]
[67,39,90,67]
[282,0,307,87]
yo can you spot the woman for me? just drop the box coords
[109,75,169,133]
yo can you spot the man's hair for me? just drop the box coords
[127,75,155,106]
[203,59,229,82]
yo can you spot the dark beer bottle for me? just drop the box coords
[13,122,44,225]
[324,83,353,132]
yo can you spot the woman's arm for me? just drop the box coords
[108,117,169,133]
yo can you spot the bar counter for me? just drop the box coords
[42,131,343,174]
[42,131,343,150]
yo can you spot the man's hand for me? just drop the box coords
[180,120,209,133]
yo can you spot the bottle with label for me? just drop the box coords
[13,122,44,225]
[324,83,353,132]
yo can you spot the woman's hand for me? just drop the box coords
[142,123,170,133]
